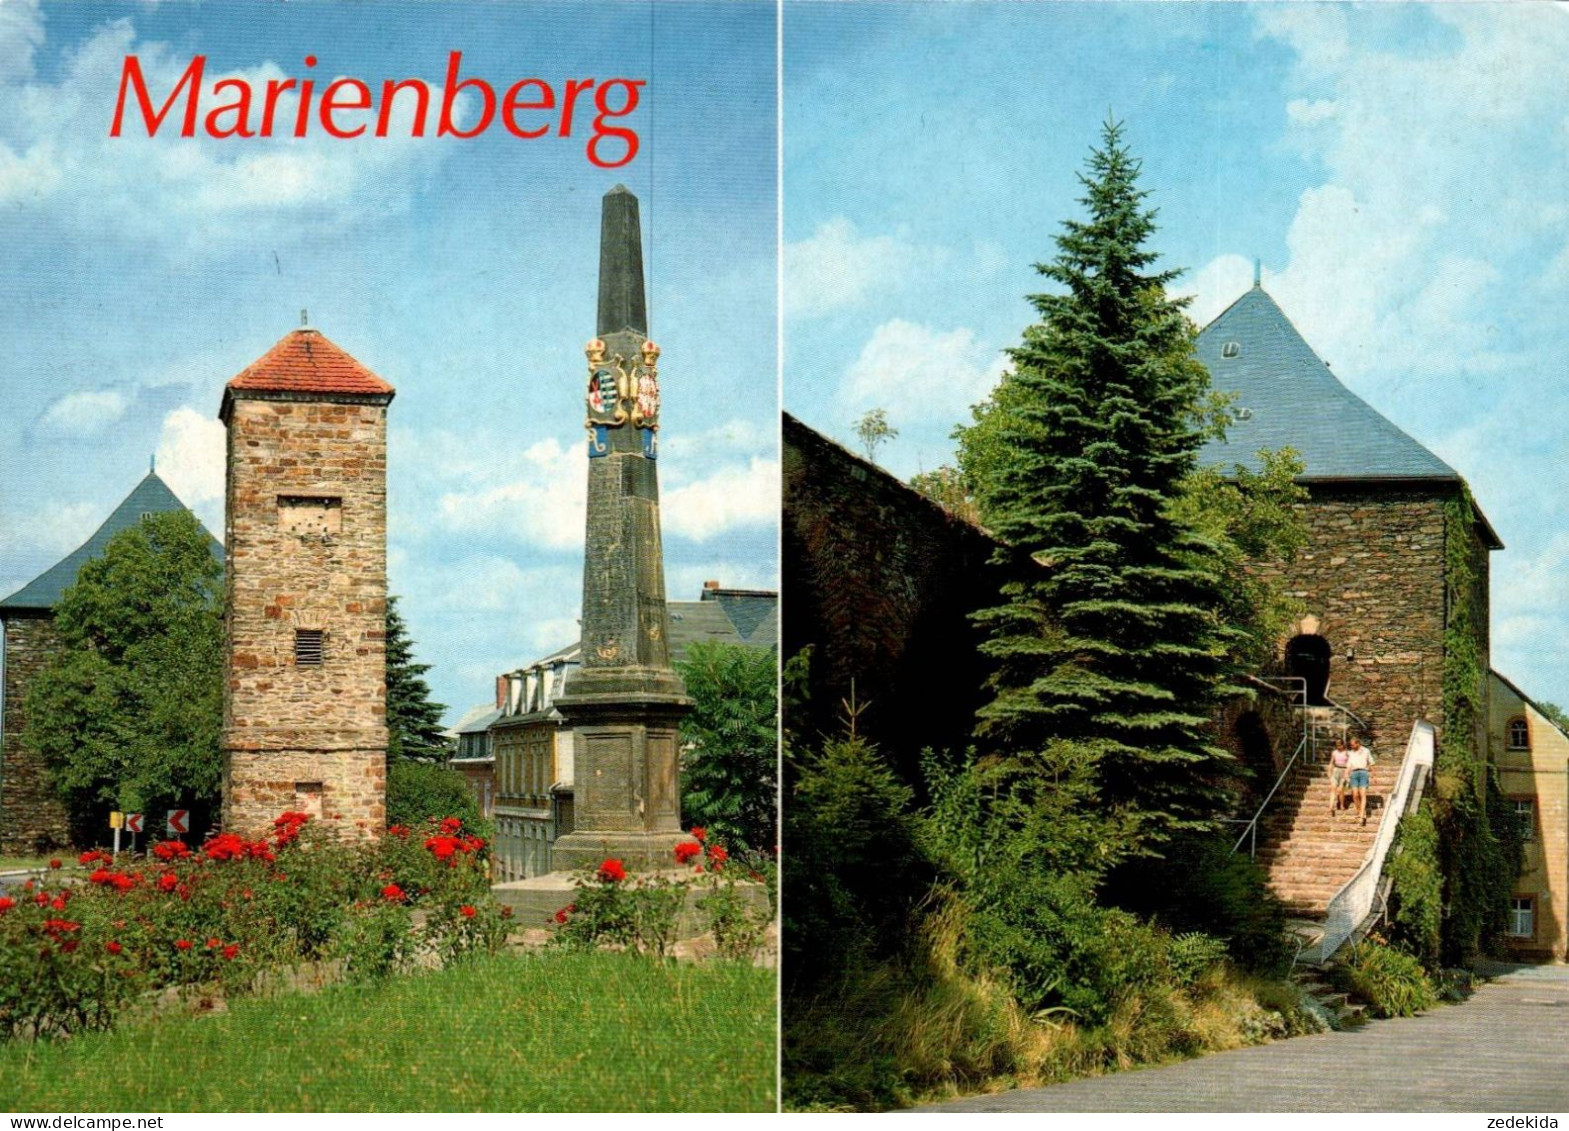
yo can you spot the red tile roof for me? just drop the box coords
[227,329,394,396]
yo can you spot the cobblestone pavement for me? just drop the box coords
[917,963,1569,1112]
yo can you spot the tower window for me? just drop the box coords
[1508,717,1530,751]
[1221,342,1241,359]
[294,629,324,666]
[278,495,342,536]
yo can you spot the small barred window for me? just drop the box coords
[294,629,324,666]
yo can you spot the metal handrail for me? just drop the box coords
[1232,734,1309,856]
[1304,719,1435,964]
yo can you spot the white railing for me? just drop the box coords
[1303,719,1435,964]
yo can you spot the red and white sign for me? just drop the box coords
[165,809,188,837]
[125,813,143,834]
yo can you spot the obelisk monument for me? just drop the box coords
[551,185,692,871]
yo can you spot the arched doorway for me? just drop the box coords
[1234,710,1275,802]
[1285,634,1332,705]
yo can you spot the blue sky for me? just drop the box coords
[784,2,1569,711]
[0,0,778,723]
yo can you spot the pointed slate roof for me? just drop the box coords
[1196,285,1458,482]
[1196,284,1500,548]
[0,472,223,613]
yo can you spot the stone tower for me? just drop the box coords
[551,185,691,871]
[219,328,395,837]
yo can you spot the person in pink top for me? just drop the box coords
[1329,739,1350,817]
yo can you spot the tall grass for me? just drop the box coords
[1,951,775,1112]
[784,890,1317,1110]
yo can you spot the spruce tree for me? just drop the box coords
[963,120,1244,852]
[384,596,449,761]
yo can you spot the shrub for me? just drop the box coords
[0,810,508,1043]
[1332,940,1438,1018]
[386,760,483,832]
[1167,933,1230,987]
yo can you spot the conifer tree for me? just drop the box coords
[964,120,1244,852]
[385,596,449,761]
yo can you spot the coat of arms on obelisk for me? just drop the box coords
[584,336,660,458]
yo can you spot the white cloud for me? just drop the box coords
[0,0,43,84]
[434,436,587,551]
[36,389,128,437]
[663,456,779,541]
[785,218,946,321]
[154,406,225,528]
[1175,254,1256,328]
[0,18,455,254]
[840,318,1005,427]
[0,498,100,558]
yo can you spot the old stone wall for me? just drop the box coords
[1253,484,1475,754]
[0,614,71,851]
[223,397,389,837]
[783,414,1032,787]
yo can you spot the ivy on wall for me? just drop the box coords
[1391,487,1520,965]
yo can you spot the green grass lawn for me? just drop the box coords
[1,951,777,1112]
[0,855,58,873]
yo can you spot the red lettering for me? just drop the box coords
[377,78,431,138]
[320,77,371,139]
[501,78,554,139]
[110,54,204,138]
[557,77,594,137]
[261,78,296,136]
[438,51,495,139]
[588,79,643,168]
[205,77,254,139]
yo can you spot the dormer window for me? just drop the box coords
[1221,342,1241,359]
[1508,717,1530,751]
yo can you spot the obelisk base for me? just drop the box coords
[550,679,692,874]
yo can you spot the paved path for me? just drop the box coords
[918,964,1569,1112]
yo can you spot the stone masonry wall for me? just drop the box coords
[0,614,72,851]
[783,414,1035,787]
[1253,485,1464,754]
[223,397,388,837]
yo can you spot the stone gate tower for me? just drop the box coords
[551,185,691,871]
[219,328,395,837]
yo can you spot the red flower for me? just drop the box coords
[33,892,48,905]
[88,868,112,885]
[387,824,411,839]
[22,881,33,891]
[439,816,463,835]
[674,841,703,865]
[60,939,79,953]
[174,939,193,951]
[153,841,191,861]
[707,844,729,865]
[0,897,14,913]
[50,895,67,911]
[106,941,123,955]
[110,874,136,892]
[461,905,477,919]
[500,906,514,919]
[596,859,627,884]
[690,826,707,842]
[273,811,310,846]
[203,833,248,861]
[78,850,110,866]
[206,937,221,949]
[424,835,458,860]
[381,884,406,902]
[48,858,61,870]
[222,944,239,960]
[43,918,80,934]
[552,903,575,924]
[158,872,179,892]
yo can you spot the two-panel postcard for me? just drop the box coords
[1,0,1566,1120]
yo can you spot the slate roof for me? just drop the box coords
[700,587,778,645]
[0,472,223,613]
[225,329,394,398]
[1197,286,1459,482]
[1196,285,1501,549]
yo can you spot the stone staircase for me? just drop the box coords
[1252,732,1401,918]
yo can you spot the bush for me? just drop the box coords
[1168,933,1230,986]
[0,811,508,1043]
[386,760,483,832]
[1332,940,1438,1018]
